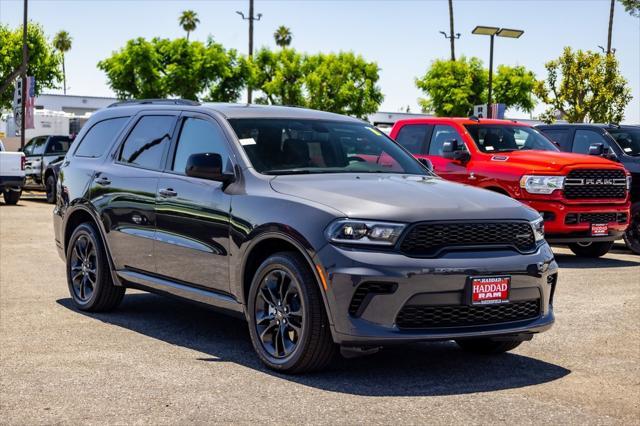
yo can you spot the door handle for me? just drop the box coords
[158,188,177,197]
[95,176,111,186]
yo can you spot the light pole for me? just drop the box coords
[236,0,262,104]
[472,26,524,118]
[21,0,28,149]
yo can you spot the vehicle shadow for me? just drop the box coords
[553,252,640,268]
[57,294,570,397]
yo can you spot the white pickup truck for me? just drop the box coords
[0,140,25,205]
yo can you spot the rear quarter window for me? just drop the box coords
[75,117,130,158]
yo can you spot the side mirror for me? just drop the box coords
[418,158,433,172]
[442,140,456,154]
[442,140,470,162]
[588,143,604,156]
[185,153,235,183]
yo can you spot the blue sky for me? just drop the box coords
[1,0,639,122]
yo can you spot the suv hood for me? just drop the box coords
[270,174,539,223]
[488,150,623,173]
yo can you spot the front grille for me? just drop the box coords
[579,213,618,223]
[564,169,627,199]
[348,282,397,317]
[396,300,540,329]
[399,222,536,256]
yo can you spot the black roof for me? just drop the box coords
[537,123,639,129]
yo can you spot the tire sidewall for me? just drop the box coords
[66,223,105,310]
[247,254,314,371]
[46,175,56,203]
[623,202,640,255]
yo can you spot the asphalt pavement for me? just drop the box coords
[1,197,638,424]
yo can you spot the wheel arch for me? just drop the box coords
[238,232,333,325]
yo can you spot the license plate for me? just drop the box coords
[470,276,510,305]
[591,223,608,236]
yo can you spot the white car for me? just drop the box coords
[0,140,25,204]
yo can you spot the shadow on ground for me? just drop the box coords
[553,252,640,268]
[57,293,570,397]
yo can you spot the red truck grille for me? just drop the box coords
[564,169,627,199]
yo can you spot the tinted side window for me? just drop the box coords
[45,136,72,154]
[572,130,608,154]
[75,117,129,158]
[172,118,230,174]
[429,125,465,155]
[541,129,571,150]
[395,125,428,154]
[119,116,175,170]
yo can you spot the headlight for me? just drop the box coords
[326,219,406,246]
[519,175,565,194]
[530,217,545,242]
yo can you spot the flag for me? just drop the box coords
[25,76,36,129]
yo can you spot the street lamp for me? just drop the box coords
[472,26,524,118]
[236,0,262,104]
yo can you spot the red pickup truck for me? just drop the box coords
[390,117,631,257]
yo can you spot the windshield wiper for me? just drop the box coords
[265,169,313,175]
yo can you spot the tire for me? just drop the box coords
[247,251,336,373]
[623,202,640,255]
[568,241,614,258]
[455,338,523,354]
[3,189,21,205]
[66,223,124,312]
[45,175,56,204]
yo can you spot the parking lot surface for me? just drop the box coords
[1,197,639,424]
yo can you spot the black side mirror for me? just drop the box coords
[588,143,604,156]
[442,140,470,162]
[442,140,456,154]
[419,158,433,172]
[185,153,235,183]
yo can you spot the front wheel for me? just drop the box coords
[568,241,614,258]
[623,203,640,255]
[2,189,21,205]
[247,252,336,373]
[456,338,523,354]
[66,223,124,312]
[45,175,56,204]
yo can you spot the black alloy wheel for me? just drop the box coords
[69,234,97,302]
[254,269,304,359]
[623,203,640,255]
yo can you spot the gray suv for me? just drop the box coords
[53,100,557,373]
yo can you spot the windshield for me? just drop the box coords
[464,124,559,153]
[607,128,640,156]
[228,118,429,175]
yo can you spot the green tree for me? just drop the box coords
[273,25,292,48]
[534,47,632,123]
[251,48,306,106]
[303,52,383,118]
[415,57,487,116]
[620,0,640,17]
[0,23,61,110]
[493,65,536,113]
[179,10,199,41]
[53,30,72,95]
[98,37,250,101]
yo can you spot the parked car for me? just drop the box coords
[21,135,73,203]
[54,100,557,373]
[0,139,25,205]
[537,124,640,254]
[390,117,631,258]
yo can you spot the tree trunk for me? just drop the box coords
[607,0,614,54]
[187,31,190,41]
[62,55,66,95]
[448,0,455,61]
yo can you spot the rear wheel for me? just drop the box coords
[568,241,614,258]
[2,189,21,205]
[66,223,124,312]
[455,338,523,354]
[247,252,336,373]
[45,175,56,204]
[623,203,640,255]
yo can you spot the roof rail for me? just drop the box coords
[107,99,201,108]
[607,122,621,128]
[468,115,480,122]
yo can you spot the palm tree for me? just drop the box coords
[179,10,200,41]
[53,30,72,95]
[273,25,292,48]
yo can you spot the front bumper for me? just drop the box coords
[520,199,630,243]
[313,243,557,346]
